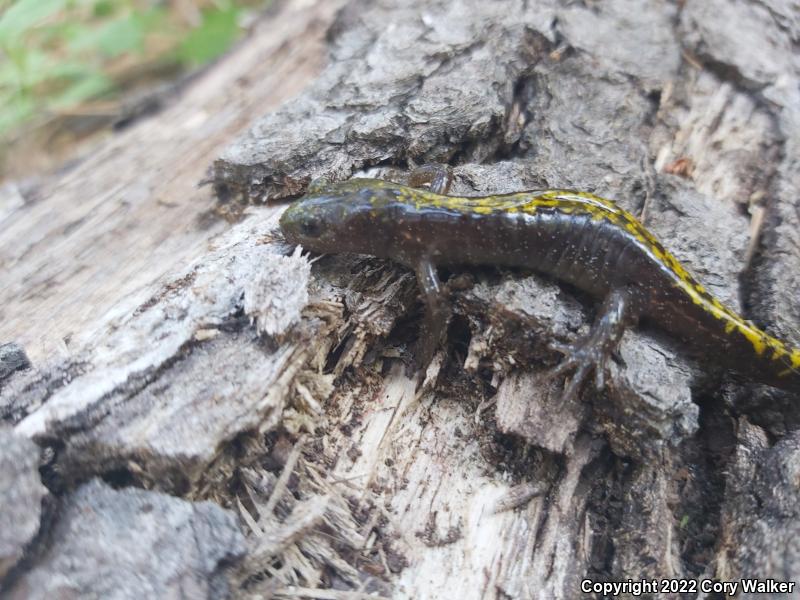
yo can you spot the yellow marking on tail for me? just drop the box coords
[352,180,800,373]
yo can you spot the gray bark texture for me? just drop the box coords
[2,0,800,598]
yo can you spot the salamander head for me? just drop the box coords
[279,178,404,257]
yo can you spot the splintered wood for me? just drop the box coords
[3,0,800,598]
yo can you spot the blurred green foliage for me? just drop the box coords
[0,0,266,137]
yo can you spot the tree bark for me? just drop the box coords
[3,0,800,598]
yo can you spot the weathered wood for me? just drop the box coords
[2,0,800,598]
[0,343,29,383]
[0,0,340,364]
[213,0,800,596]
[717,423,800,595]
[1,0,345,597]
[0,426,46,581]
[3,479,245,599]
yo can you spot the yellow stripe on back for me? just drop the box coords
[395,186,800,375]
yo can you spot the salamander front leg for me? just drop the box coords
[549,288,638,401]
[414,255,449,367]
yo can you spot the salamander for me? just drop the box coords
[279,171,800,398]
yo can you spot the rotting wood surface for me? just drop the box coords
[3,0,800,599]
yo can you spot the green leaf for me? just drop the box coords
[136,5,168,31]
[0,93,34,136]
[0,57,21,88]
[9,48,57,88]
[92,0,117,18]
[0,0,67,41]
[44,59,95,79]
[49,70,112,108]
[175,5,241,67]
[68,13,144,57]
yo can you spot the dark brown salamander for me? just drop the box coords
[279,172,800,398]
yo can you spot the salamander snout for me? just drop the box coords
[279,178,399,256]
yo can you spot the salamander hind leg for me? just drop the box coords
[414,256,450,368]
[407,164,454,195]
[548,288,638,402]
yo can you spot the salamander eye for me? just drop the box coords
[299,217,323,238]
